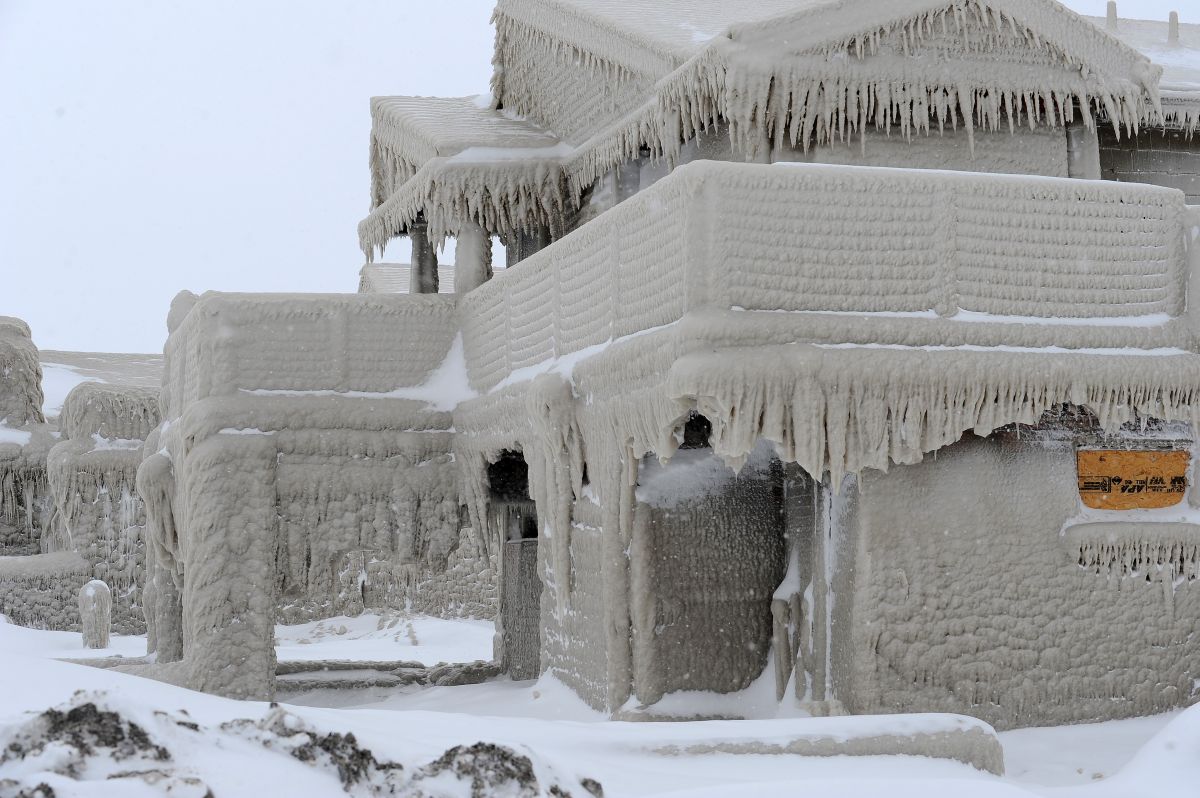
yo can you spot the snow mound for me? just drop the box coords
[0,687,606,798]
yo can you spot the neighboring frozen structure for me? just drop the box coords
[0,324,162,635]
[118,0,1200,729]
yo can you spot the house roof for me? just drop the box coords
[1083,13,1200,131]
[367,97,571,241]
[1084,14,1200,90]
[371,96,565,178]
[492,0,818,69]
[360,0,1181,259]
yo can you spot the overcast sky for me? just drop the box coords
[0,0,1188,353]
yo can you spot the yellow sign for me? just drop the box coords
[1076,449,1189,510]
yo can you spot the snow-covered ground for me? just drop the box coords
[274,612,494,666]
[2,614,1197,797]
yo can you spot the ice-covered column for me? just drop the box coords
[1067,118,1101,180]
[1107,1,1118,31]
[137,451,183,662]
[1169,12,1180,45]
[179,435,278,700]
[79,579,111,649]
[455,222,492,294]
[410,217,439,294]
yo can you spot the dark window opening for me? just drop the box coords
[488,450,531,502]
[488,450,538,542]
[680,412,712,450]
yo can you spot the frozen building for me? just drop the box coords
[0,322,161,635]
[10,0,1200,731]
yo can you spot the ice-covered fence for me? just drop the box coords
[461,161,1192,391]
[460,175,694,392]
[716,164,1187,319]
[164,293,460,418]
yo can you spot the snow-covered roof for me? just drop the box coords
[358,263,457,294]
[365,96,571,250]
[492,0,816,69]
[369,97,565,203]
[1083,13,1200,132]
[1084,14,1200,91]
[360,0,1174,258]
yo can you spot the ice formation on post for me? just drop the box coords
[79,579,111,649]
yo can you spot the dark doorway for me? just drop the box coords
[489,450,542,679]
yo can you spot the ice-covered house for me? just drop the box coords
[124,0,1200,729]
[0,320,160,635]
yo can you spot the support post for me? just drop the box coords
[455,222,492,294]
[1169,12,1180,45]
[410,217,439,294]
[180,436,278,700]
[1066,118,1101,180]
[1107,1,1118,31]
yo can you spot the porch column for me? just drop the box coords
[180,435,278,700]
[1067,117,1101,180]
[455,222,492,294]
[410,217,439,294]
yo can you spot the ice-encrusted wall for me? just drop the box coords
[136,291,480,699]
[46,382,159,635]
[839,435,1200,729]
[796,126,1068,177]
[491,1,671,146]
[541,496,610,709]
[274,449,459,621]
[0,551,90,631]
[366,527,497,619]
[629,446,786,706]
[1099,127,1200,204]
[461,161,1190,399]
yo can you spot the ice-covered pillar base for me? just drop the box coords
[137,450,184,663]
[1067,118,1101,180]
[455,222,492,294]
[150,565,183,662]
[79,579,111,649]
[180,435,278,700]
[410,217,439,294]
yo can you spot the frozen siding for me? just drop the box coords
[1099,128,1200,204]
[841,435,1200,729]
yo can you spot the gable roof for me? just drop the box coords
[1083,13,1200,91]
[360,0,1172,259]
[1083,13,1200,132]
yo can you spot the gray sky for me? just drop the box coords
[0,0,1189,353]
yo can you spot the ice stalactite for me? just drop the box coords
[1065,522,1200,583]
[359,156,569,262]
[525,375,585,614]
[668,346,1200,488]
[1160,93,1200,137]
[1076,539,1200,581]
[79,579,111,649]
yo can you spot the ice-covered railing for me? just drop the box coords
[460,160,1194,393]
[163,292,459,420]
